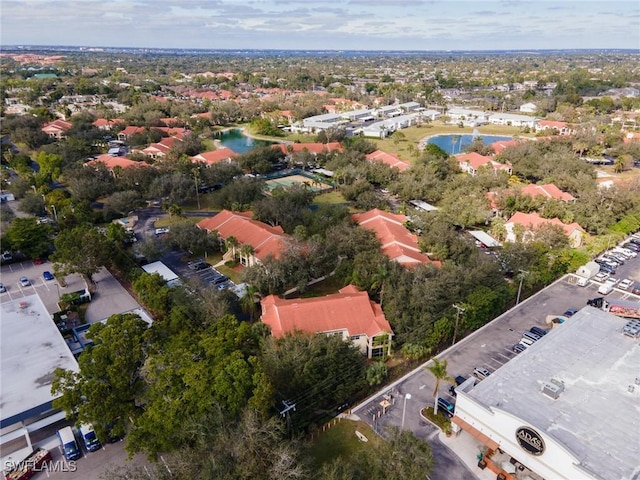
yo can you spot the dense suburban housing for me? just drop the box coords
[352,209,441,268]
[197,210,290,266]
[260,285,394,358]
[505,212,585,247]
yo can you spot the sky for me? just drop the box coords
[1,0,639,51]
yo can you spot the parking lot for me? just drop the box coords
[0,260,88,314]
[352,243,640,479]
[160,249,236,293]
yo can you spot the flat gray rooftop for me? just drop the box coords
[0,294,78,427]
[468,306,640,480]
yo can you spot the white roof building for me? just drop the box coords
[142,261,181,287]
[0,294,79,429]
[453,307,640,480]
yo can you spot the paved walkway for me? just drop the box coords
[437,430,496,480]
[85,268,141,323]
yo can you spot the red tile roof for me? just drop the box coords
[351,209,441,268]
[142,136,180,156]
[506,212,584,236]
[489,139,520,155]
[456,152,512,173]
[92,118,124,128]
[365,150,410,172]
[272,142,343,155]
[42,119,72,133]
[191,147,238,166]
[520,183,575,202]
[260,285,393,339]
[538,120,568,130]
[197,210,288,261]
[85,154,150,170]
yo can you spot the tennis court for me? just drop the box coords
[264,174,333,193]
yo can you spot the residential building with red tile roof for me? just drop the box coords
[141,136,181,159]
[489,139,521,155]
[456,152,512,176]
[92,118,124,130]
[520,183,575,202]
[260,285,393,358]
[505,212,585,247]
[197,210,289,266]
[117,126,191,142]
[535,120,574,136]
[85,154,150,172]
[41,119,72,139]
[191,147,238,166]
[351,209,441,268]
[365,150,411,172]
[272,142,344,156]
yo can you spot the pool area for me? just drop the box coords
[214,128,275,153]
[426,133,513,155]
[264,174,333,194]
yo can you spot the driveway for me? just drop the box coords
[85,268,142,323]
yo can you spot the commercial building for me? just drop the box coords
[452,307,640,480]
[1,295,79,463]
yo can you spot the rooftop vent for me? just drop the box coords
[541,378,565,399]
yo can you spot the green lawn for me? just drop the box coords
[287,274,346,299]
[153,216,200,228]
[312,190,347,205]
[215,263,242,284]
[305,419,382,470]
[421,406,452,433]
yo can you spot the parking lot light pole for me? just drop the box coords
[401,393,412,429]
[452,304,466,346]
[516,269,529,305]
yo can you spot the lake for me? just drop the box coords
[214,128,274,153]
[427,134,513,155]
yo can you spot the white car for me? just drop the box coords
[155,227,170,235]
[618,279,634,290]
[594,272,610,282]
[604,277,619,287]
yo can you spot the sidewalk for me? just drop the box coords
[438,429,496,480]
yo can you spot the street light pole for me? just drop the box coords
[401,393,412,429]
[50,204,58,222]
[452,304,466,346]
[516,269,529,305]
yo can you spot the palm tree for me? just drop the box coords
[425,358,455,416]
[370,264,390,308]
[240,243,255,266]
[240,284,259,321]
[225,236,239,260]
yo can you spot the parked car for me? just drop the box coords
[473,367,491,380]
[0,283,6,293]
[530,325,548,336]
[618,279,634,290]
[594,272,610,282]
[449,375,468,396]
[155,227,170,235]
[603,254,624,265]
[19,276,31,287]
[623,242,640,252]
[43,271,54,281]
[188,261,209,271]
[513,343,527,354]
[437,397,455,417]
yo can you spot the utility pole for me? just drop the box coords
[193,168,201,210]
[452,304,466,346]
[280,400,296,436]
[401,393,412,429]
[516,269,529,305]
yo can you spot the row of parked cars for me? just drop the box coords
[594,237,640,276]
[512,326,548,353]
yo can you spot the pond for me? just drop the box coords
[214,128,275,153]
[426,133,513,155]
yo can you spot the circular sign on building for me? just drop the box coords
[515,426,545,456]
